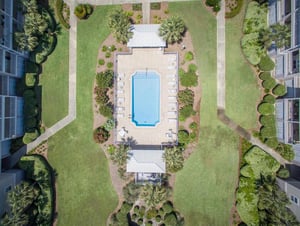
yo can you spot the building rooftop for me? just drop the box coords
[127,24,166,48]
[126,149,165,173]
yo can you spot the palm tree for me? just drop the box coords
[108,9,133,44]
[141,183,170,207]
[259,23,291,49]
[164,147,184,173]
[109,144,129,167]
[159,16,185,44]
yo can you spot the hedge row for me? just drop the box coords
[55,0,70,29]
[18,155,56,226]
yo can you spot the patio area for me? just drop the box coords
[114,48,178,145]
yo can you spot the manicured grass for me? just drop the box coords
[40,29,69,128]
[47,6,118,226]
[170,2,239,225]
[225,0,260,129]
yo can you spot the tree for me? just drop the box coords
[164,146,184,173]
[141,183,170,207]
[108,144,129,167]
[1,182,40,226]
[159,16,185,44]
[122,181,141,204]
[108,9,133,44]
[259,23,291,49]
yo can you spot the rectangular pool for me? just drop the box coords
[131,71,160,127]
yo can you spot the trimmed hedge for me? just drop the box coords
[25,73,36,87]
[272,84,287,96]
[55,0,70,29]
[259,71,271,80]
[23,130,39,144]
[277,168,290,179]
[258,54,275,71]
[263,94,275,104]
[260,126,276,139]
[276,143,295,161]
[259,114,275,126]
[132,3,142,11]
[257,103,274,115]
[265,137,279,148]
[262,77,276,89]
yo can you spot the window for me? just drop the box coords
[291,195,299,205]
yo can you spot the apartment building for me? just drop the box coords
[0,0,26,216]
[269,0,300,163]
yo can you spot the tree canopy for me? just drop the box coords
[159,16,185,44]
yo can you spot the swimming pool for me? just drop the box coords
[132,71,160,127]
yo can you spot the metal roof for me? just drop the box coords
[127,24,166,48]
[126,149,165,173]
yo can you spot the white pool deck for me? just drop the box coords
[114,48,178,145]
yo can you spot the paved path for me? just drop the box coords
[26,2,77,151]
[215,1,289,165]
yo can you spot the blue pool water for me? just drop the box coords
[132,71,160,127]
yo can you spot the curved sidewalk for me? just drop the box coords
[216,0,289,165]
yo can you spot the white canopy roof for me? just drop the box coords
[126,149,166,173]
[127,24,166,48]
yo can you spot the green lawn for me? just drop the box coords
[40,29,69,128]
[47,6,118,225]
[225,0,260,129]
[169,2,253,225]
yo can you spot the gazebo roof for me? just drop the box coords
[126,149,165,173]
[127,24,166,48]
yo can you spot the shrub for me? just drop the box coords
[205,0,221,10]
[105,52,111,58]
[102,45,108,52]
[258,54,275,71]
[93,126,110,143]
[107,62,113,69]
[98,59,105,65]
[259,71,271,80]
[265,137,279,148]
[162,201,174,214]
[164,212,178,226]
[263,94,275,104]
[99,104,113,118]
[104,119,115,131]
[225,0,243,18]
[156,215,161,221]
[151,2,161,10]
[164,147,184,173]
[139,206,146,217]
[94,87,109,105]
[276,143,295,161]
[257,103,274,115]
[25,73,36,87]
[259,115,275,126]
[189,122,198,130]
[178,89,194,106]
[272,84,287,96]
[146,208,157,219]
[179,105,195,121]
[25,61,40,73]
[260,126,276,139]
[23,130,39,144]
[96,70,114,88]
[133,205,139,213]
[23,89,35,98]
[132,3,142,11]
[241,32,264,65]
[188,63,197,72]
[277,168,290,179]
[110,45,116,52]
[262,77,276,90]
[55,0,70,29]
[24,104,38,118]
[25,117,37,129]
[74,4,93,20]
[178,130,190,145]
[243,2,267,34]
[179,69,198,87]
[184,51,194,61]
[137,219,143,225]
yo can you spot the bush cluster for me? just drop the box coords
[179,105,195,121]
[258,54,275,71]
[178,89,194,106]
[225,0,244,18]
[93,126,110,143]
[205,0,221,12]
[241,2,267,65]
[74,4,93,20]
[55,0,70,29]
[179,64,198,87]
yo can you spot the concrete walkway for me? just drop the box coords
[26,2,77,151]
[215,1,289,165]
